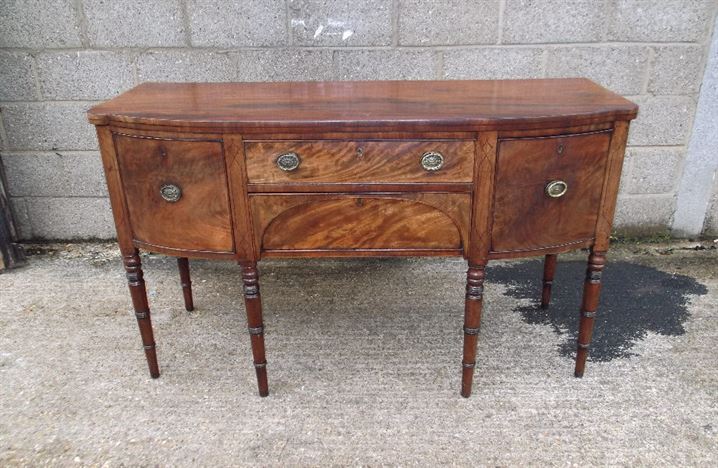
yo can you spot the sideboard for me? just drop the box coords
[88,79,638,397]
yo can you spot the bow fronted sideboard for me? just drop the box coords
[87,79,638,397]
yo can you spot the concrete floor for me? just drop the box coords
[1,241,716,466]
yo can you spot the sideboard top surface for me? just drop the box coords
[87,78,638,132]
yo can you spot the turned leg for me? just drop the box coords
[541,254,558,309]
[461,264,486,398]
[123,250,160,378]
[574,249,606,377]
[241,262,269,397]
[177,257,194,311]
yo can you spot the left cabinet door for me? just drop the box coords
[114,133,235,254]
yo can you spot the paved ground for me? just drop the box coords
[1,241,716,466]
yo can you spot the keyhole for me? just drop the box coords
[356,146,364,159]
[355,198,364,207]
[556,143,564,155]
[159,146,168,158]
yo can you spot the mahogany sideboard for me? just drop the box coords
[87,79,638,397]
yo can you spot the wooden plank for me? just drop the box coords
[0,161,26,271]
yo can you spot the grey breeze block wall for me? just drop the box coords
[1,0,717,240]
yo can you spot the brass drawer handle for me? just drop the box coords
[159,183,182,203]
[421,151,444,171]
[545,180,568,198]
[276,152,301,171]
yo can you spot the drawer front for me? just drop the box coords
[245,140,475,185]
[491,131,612,253]
[114,133,234,253]
[250,193,471,253]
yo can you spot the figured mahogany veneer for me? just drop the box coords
[251,193,471,254]
[89,79,637,398]
[245,140,475,185]
[491,130,612,253]
[113,133,234,254]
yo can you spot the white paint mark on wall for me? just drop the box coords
[305,18,354,41]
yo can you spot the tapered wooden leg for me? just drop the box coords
[541,254,558,309]
[177,257,194,311]
[241,262,269,397]
[574,249,606,377]
[123,250,160,378]
[461,264,486,398]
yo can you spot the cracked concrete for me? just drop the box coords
[0,241,716,466]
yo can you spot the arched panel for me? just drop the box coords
[253,195,466,252]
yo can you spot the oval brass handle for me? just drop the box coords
[276,152,301,171]
[421,151,444,171]
[159,183,182,202]
[545,180,568,198]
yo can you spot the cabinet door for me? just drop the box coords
[114,133,234,253]
[491,131,612,253]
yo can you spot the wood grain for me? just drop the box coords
[96,126,134,253]
[251,193,471,253]
[245,140,474,184]
[541,254,558,309]
[247,182,473,193]
[467,131,498,263]
[461,264,486,398]
[223,134,258,261]
[575,249,606,377]
[241,262,269,397]
[594,121,630,251]
[88,79,639,395]
[491,130,612,253]
[88,79,638,132]
[177,257,194,312]
[113,132,235,253]
[123,250,160,378]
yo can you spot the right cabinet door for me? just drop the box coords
[491,130,612,253]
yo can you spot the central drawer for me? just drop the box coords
[244,140,475,185]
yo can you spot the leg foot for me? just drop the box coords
[541,254,557,309]
[177,257,194,311]
[461,264,486,398]
[241,262,269,397]
[574,249,606,377]
[123,250,160,378]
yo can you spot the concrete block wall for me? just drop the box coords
[0,0,716,239]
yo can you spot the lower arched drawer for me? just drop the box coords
[250,194,471,255]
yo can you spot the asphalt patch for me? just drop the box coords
[488,259,708,361]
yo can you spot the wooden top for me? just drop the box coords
[87,78,638,132]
